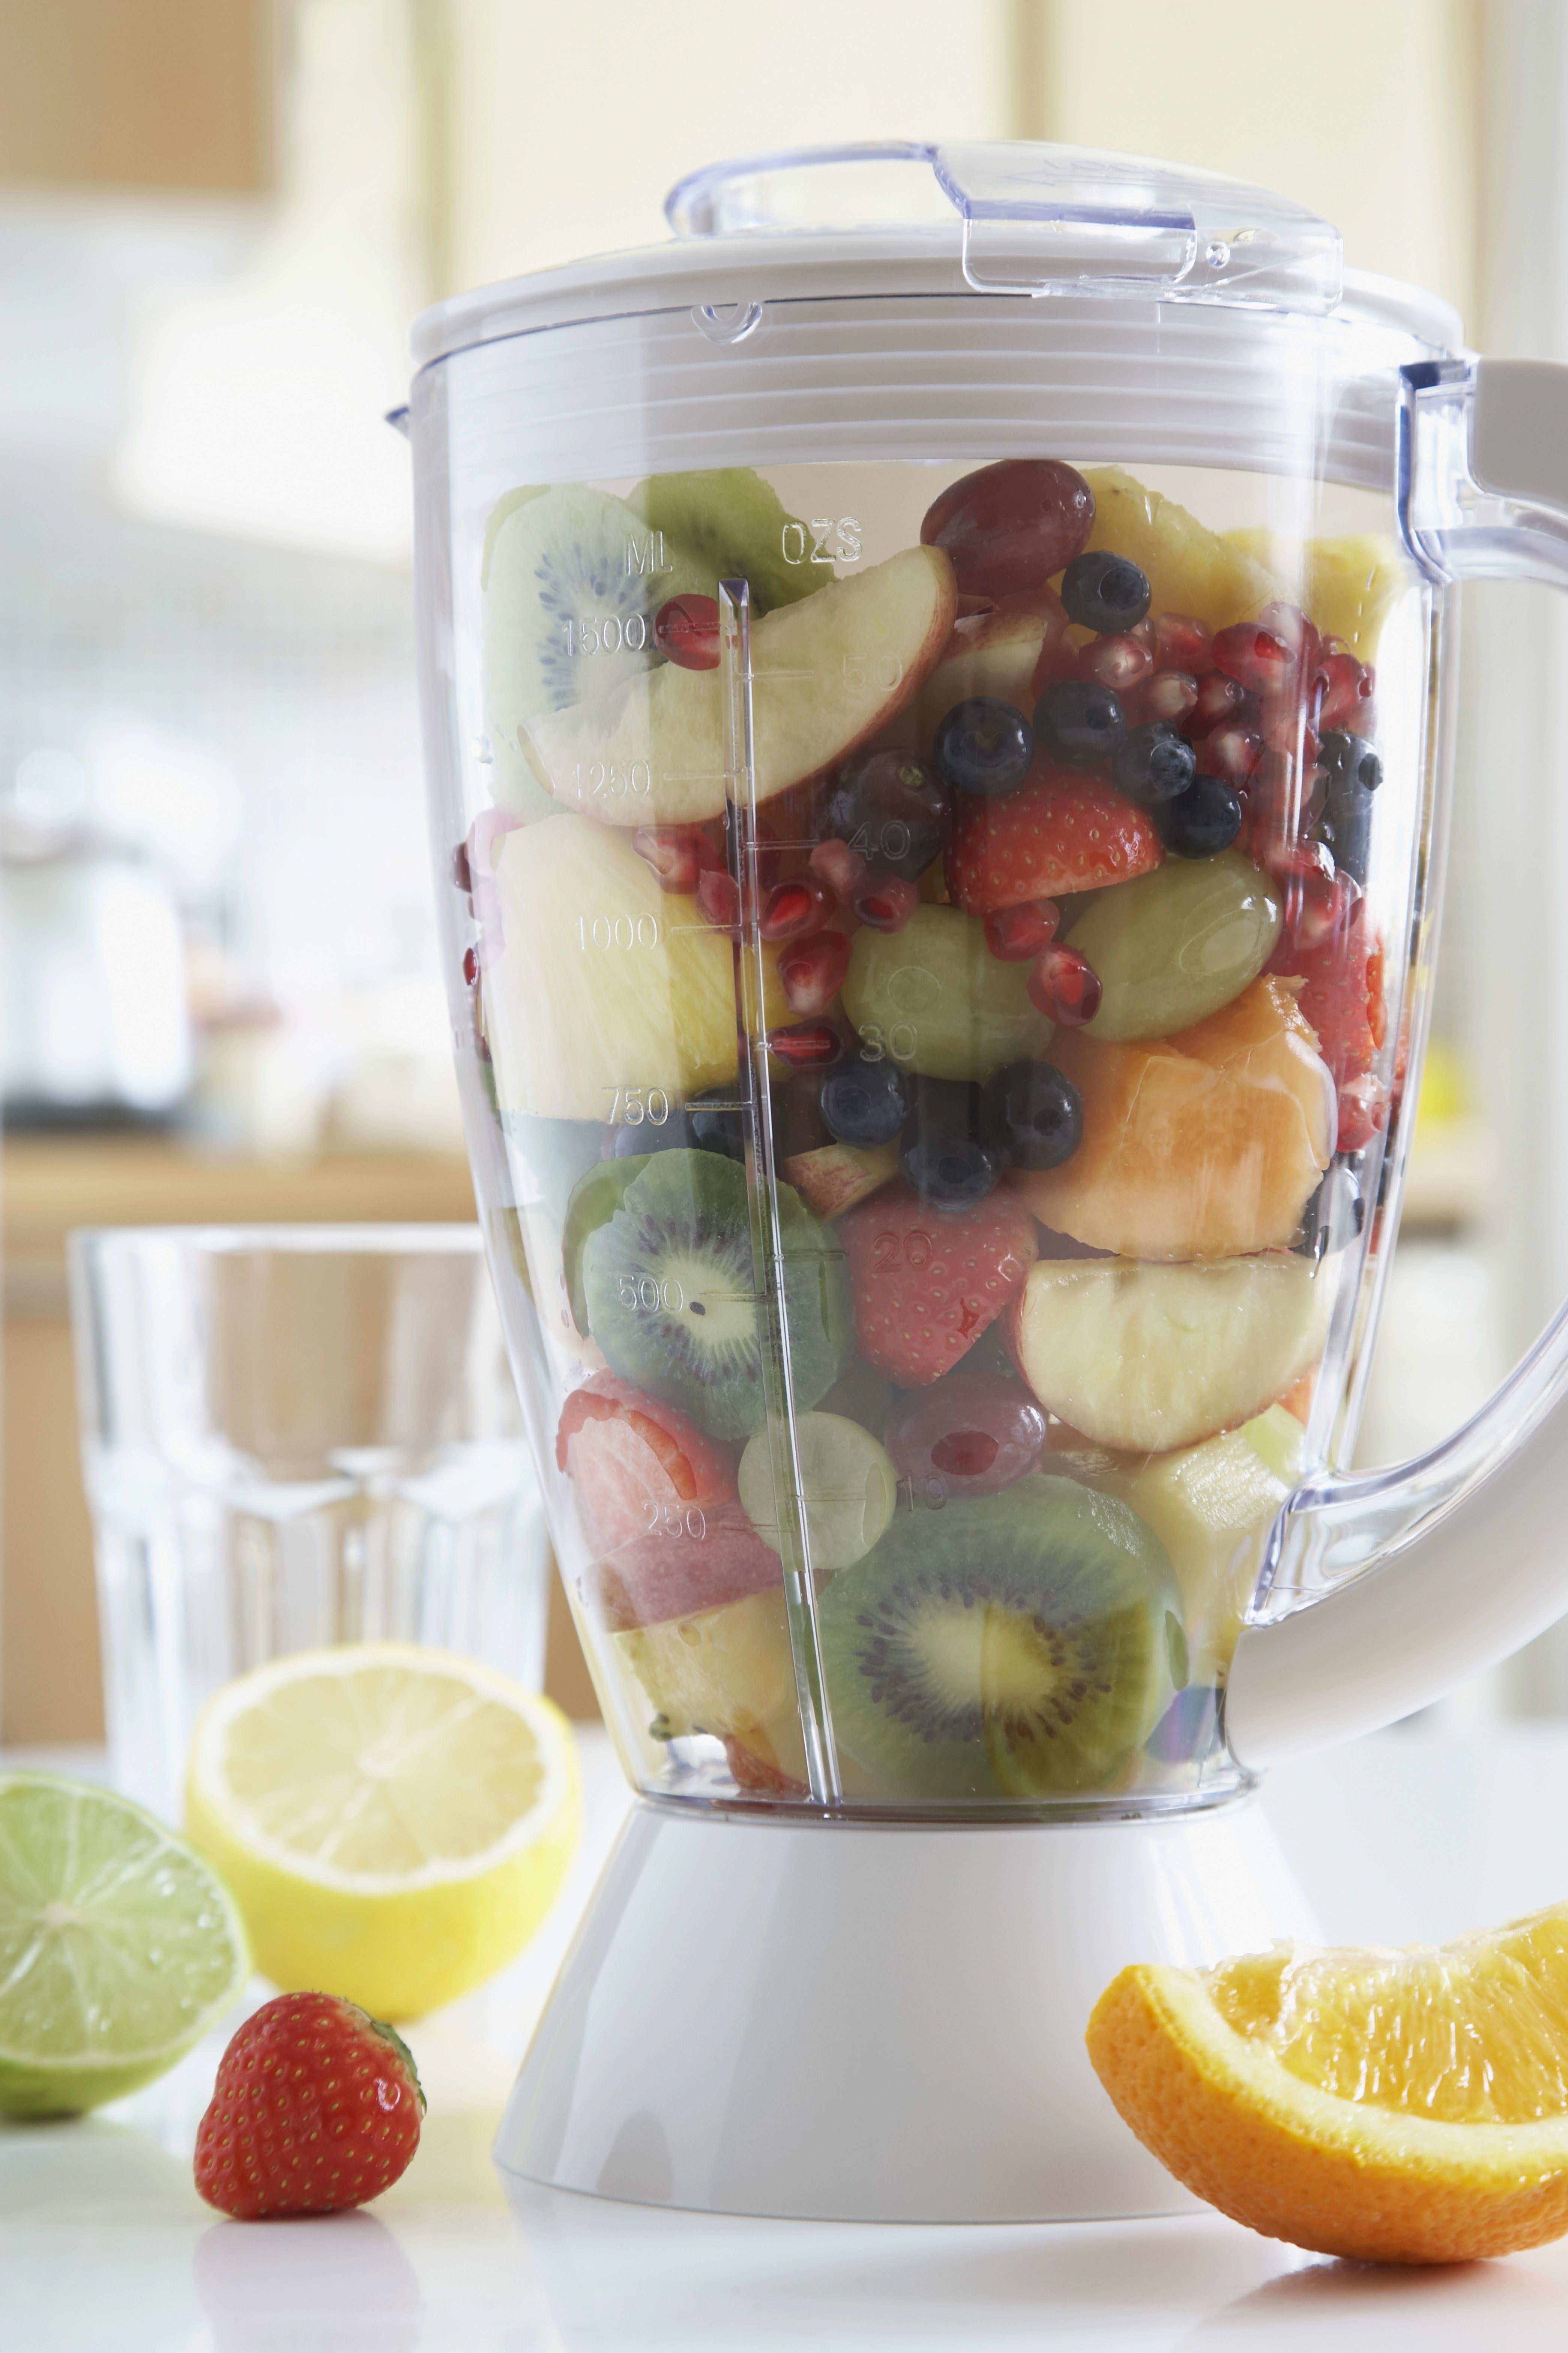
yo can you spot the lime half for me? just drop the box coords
[0,1773,249,2118]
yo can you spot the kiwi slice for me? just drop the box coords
[737,1412,897,1574]
[627,468,822,614]
[562,1155,649,1337]
[819,1476,1184,1801]
[483,483,710,739]
[507,1113,610,1222]
[580,1149,853,1442]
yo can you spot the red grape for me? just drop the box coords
[885,1371,1048,1500]
[920,460,1095,599]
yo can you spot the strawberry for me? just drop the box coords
[555,1373,775,1629]
[194,1992,424,2220]
[945,759,1162,914]
[838,1181,1038,1385]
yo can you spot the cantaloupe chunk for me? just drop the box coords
[1011,976,1334,1261]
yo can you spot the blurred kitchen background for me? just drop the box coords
[2,0,1565,1743]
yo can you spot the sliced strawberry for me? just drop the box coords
[1269,900,1388,1153]
[556,1374,776,1628]
[724,1734,809,1798]
[945,758,1162,914]
[838,1182,1038,1385]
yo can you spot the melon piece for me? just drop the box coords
[1012,976,1334,1262]
[517,546,957,825]
[485,812,787,1121]
[1009,1256,1330,1455]
[1081,468,1280,635]
[911,594,1068,750]
[1223,529,1409,663]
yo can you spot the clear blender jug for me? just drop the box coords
[404,142,1568,2221]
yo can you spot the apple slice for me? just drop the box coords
[912,594,1068,749]
[485,812,789,1121]
[781,1140,900,1220]
[1009,1255,1329,1455]
[518,545,957,825]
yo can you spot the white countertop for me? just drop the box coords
[9,1723,1568,2350]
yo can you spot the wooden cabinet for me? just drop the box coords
[0,1138,598,1741]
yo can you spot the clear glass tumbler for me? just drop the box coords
[69,1225,549,1821]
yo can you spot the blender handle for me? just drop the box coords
[1226,354,1568,1770]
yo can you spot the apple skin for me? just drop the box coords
[781,1141,900,1220]
[912,589,1069,750]
[518,545,957,825]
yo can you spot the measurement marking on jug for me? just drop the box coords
[576,912,662,950]
[643,1502,709,1540]
[566,760,653,804]
[625,532,677,578]
[562,612,650,656]
[608,1088,670,1128]
[779,517,862,567]
[616,1274,686,1313]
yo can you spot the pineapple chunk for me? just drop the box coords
[1081,467,1281,634]
[1223,529,1409,662]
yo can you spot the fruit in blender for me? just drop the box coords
[1033,678,1128,767]
[186,1647,578,2021]
[1316,729,1382,885]
[919,458,1095,597]
[653,594,721,669]
[884,1369,1048,1500]
[737,1410,898,1572]
[519,545,957,824]
[815,747,956,881]
[580,1148,853,1441]
[615,1586,799,1754]
[483,813,789,1121]
[820,1051,911,1149]
[1110,722,1197,807]
[780,1140,901,1220]
[1220,528,1405,661]
[1060,549,1152,634]
[555,1372,779,1629]
[194,1993,424,2220]
[977,1056,1083,1169]
[817,1475,1184,1798]
[898,1074,1003,1210]
[1154,772,1245,858]
[840,903,1054,1082]
[1008,1254,1330,1454]
[1087,1899,1568,2262]
[1026,943,1102,1027]
[913,596,1069,746]
[0,1773,249,2118]
[982,899,1060,961]
[1014,975,1334,1261]
[1080,466,1280,633]
[1068,851,1283,1042]
[946,761,1162,913]
[837,1178,1037,1384]
[627,466,823,614]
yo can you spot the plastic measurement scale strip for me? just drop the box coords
[665,140,1343,312]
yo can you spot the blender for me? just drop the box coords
[402,141,1568,2222]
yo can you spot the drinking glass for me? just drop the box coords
[69,1225,549,1821]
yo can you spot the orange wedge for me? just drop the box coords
[1087,1906,1568,2264]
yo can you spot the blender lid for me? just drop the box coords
[412,139,1462,368]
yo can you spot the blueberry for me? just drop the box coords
[978,1058,1082,1171]
[814,748,954,882]
[820,1055,910,1150]
[687,1087,749,1162]
[1110,722,1197,807]
[1033,679,1125,767]
[1317,731,1382,886]
[1153,774,1244,859]
[1060,549,1152,634]
[933,696,1035,798]
[900,1077,1000,1211]
[1295,1163,1364,1263]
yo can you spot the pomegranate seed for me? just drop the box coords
[461,944,478,986]
[766,1019,846,1070]
[853,877,918,933]
[1337,1072,1389,1153]
[451,840,473,896]
[1257,601,1321,671]
[808,838,869,904]
[1190,671,1246,734]
[1027,944,1102,1027]
[635,823,720,895]
[1079,633,1153,691]
[759,877,833,941]
[777,931,853,1016]
[1211,623,1294,696]
[653,594,721,671]
[697,868,743,934]
[1126,668,1199,727]
[1197,721,1263,783]
[1259,690,1320,763]
[1153,612,1212,671]
[984,899,1060,961]
[1318,651,1376,731]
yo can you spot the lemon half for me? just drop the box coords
[186,1645,578,2020]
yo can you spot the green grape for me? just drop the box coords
[1073,851,1282,1043]
[842,904,1053,1082]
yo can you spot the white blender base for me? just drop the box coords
[494,1795,1316,2223]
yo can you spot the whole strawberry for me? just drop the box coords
[194,1991,425,2219]
[838,1180,1038,1385]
